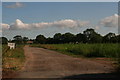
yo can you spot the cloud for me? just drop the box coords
[6,2,24,8]
[51,19,89,28]
[2,19,90,30]
[100,14,118,27]
[1,23,10,30]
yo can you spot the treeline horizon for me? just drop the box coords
[0,28,120,44]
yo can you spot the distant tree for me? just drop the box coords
[0,37,2,44]
[61,32,75,43]
[75,33,86,43]
[103,33,116,43]
[111,36,118,43]
[53,33,62,44]
[13,35,23,44]
[46,37,54,44]
[83,28,95,43]
[83,28,102,43]
[90,33,102,43]
[117,35,120,43]
[23,37,29,44]
[35,34,46,44]
[0,37,8,44]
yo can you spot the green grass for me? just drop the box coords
[0,44,2,53]
[2,45,9,55]
[3,45,25,58]
[2,45,25,71]
[31,43,119,58]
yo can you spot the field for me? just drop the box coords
[0,44,1,52]
[2,44,25,72]
[0,44,2,70]
[32,43,119,58]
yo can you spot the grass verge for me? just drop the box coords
[31,43,119,58]
[2,45,25,76]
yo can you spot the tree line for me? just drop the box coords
[0,28,120,44]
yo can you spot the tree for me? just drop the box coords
[90,33,102,43]
[53,33,62,44]
[35,34,46,44]
[117,35,120,43]
[61,32,75,43]
[83,28,102,43]
[83,28,95,43]
[13,35,23,44]
[0,37,8,44]
[0,37,1,44]
[111,36,118,43]
[46,37,54,44]
[103,33,116,43]
[23,37,29,43]
[75,33,86,43]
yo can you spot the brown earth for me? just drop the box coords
[3,45,118,79]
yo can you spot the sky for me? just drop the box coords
[2,2,118,39]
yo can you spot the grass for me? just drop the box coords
[31,43,119,58]
[0,44,2,53]
[2,45,10,55]
[2,44,25,71]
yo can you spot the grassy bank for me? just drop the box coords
[2,45,25,72]
[0,44,1,51]
[31,43,119,58]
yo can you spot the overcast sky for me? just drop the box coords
[2,2,118,39]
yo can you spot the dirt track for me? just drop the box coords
[13,45,116,78]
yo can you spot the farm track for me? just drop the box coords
[5,45,118,79]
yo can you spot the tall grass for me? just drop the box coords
[32,43,119,58]
[0,44,2,53]
[3,45,25,58]
[2,45,25,71]
[2,45,9,55]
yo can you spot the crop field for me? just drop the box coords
[2,45,25,72]
[32,43,119,58]
[0,45,1,52]
[0,45,1,51]
[0,44,2,69]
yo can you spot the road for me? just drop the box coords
[14,45,116,78]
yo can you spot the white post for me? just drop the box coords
[8,43,15,49]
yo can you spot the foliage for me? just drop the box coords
[0,37,8,44]
[33,43,119,58]
[34,28,119,44]
[53,33,62,44]
[35,34,46,44]
[2,28,120,44]
[83,28,102,43]
[12,35,29,44]
[103,33,118,43]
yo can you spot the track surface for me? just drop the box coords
[14,45,115,78]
